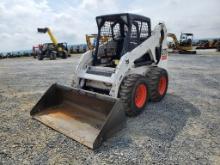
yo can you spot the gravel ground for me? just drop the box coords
[0,54,220,164]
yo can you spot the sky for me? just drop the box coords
[0,0,219,52]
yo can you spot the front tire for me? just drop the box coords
[61,51,68,59]
[119,74,150,117]
[50,53,56,60]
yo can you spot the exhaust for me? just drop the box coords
[30,84,125,149]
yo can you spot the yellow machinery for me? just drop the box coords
[167,33,196,54]
[86,34,109,50]
[37,27,69,60]
[39,28,58,45]
[196,39,220,49]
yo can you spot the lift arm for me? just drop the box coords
[37,27,58,46]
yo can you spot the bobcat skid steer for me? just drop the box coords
[31,13,169,149]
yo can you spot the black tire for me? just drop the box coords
[53,54,56,60]
[119,74,150,117]
[146,67,168,102]
[50,53,56,60]
[37,53,43,60]
[62,51,67,59]
[49,54,53,60]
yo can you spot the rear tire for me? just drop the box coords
[37,53,43,60]
[119,74,150,117]
[61,51,68,59]
[146,67,168,102]
[50,53,56,60]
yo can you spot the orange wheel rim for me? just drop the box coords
[158,76,167,95]
[135,84,147,108]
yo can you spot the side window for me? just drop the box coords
[128,23,139,51]
[131,20,150,41]
[128,20,150,51]
[140,22,149,39]
[100,21,112,37]
[112,23,120,38]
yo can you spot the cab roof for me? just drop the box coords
[96,13,150,22]
[96,13,151,27]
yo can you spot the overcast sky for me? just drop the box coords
[0,0,219,51]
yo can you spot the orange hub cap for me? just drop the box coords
[158,76,167,95]
[135,84,147,108]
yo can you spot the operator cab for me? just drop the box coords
[180,33,193,46]
[93,13,151,67]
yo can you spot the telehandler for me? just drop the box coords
[37,27,69,60]
[31,13,169,149]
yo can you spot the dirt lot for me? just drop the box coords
[0,54,220,164]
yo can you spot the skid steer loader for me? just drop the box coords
[31,13,169,149]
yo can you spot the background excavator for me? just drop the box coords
[36,27,69,60]
[196,39,220,49]
[167,33,196,54]
[86,34,109,50]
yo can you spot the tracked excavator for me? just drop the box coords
[167,33,196,54]
[37,27,69,60]
[31,13,169,149]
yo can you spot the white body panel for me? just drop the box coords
[72,23,168,98]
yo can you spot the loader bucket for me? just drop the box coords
[30,84,126,149]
